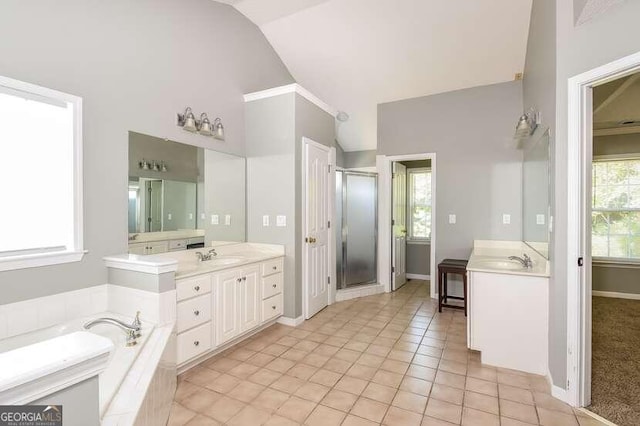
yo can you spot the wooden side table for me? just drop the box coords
[437,259,469,316]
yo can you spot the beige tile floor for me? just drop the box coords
[169,280,607,426]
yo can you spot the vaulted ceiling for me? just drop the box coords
[219,0,533,151]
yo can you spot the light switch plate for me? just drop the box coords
[211,214,219,225]
[536,214,545,225]
[201,213,206,220]
[262,215,270,226]
[225,215,231,225]
[167,213,172,220]
[503,214,511,225]
[276,215,286,227]
[448,214,456,224]
[189,213,193,220]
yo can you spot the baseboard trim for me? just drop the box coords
[575,408,617,426]
[277,315,305,327]
[407,274,430,280]
[593,290,640,300]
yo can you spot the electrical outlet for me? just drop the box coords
[276,215,286,227]
[211,214,219,225]
[536,214,545,225]
[225,215,231,225]
[189,213,193,220]
[449,214,456,224]
[201,213,206,220]
[503,214,511,225]
[167,213,172,220]
[262,215,270,226]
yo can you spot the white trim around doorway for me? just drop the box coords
[377,153,437,299]
[566,49,640,408]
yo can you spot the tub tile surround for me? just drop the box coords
[170,281,607,426]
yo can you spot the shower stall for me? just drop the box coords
[335,170,378,289]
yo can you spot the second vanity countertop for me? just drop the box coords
[155,242,285,279]
[466,240,550,277]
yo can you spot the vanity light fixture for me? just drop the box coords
[177,107,225,140]
[213,117,225,141]
[138,159,168,173]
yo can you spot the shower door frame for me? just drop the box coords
[337,169,379,289]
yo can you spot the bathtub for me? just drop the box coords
[0,312,154,417]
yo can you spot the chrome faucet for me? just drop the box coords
[195,248,218,262]
[84,314,142,347]
[508,253,533,269]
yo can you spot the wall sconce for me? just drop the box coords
[177,107,225,140]
[138,159,168,172]
[514,109,539,141]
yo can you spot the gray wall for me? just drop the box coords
[550,0,640,390]
[246,93,335,319]
[343,150,377,169]
[246,93,297,317]
[162,180,197,231]
[0,0,292,304]
[378,81,524,273]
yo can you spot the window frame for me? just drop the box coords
[592,154,640,264]
[407,167,432,243]
[0,75,85,272]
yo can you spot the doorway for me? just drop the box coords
[567,51,640,419]
[378,153,436,298]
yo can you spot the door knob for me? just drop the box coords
[194,310,200,316]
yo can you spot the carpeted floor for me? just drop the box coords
[589,296,640,426]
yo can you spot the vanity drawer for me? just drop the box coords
[177,275,212,301]
[262,293,283,322]
[262,273,283,300]
[177,322,211,364]
[262,258,283,277]
[177,294,211,333]
[169,239,188,251]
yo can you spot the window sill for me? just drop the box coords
[592,257,640,269]
[0,250,87,272]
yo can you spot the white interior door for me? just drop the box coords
[392,162,407,291]
[304,139,330,319]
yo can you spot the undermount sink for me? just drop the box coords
[209,257,244,266]
[474,259,525,271]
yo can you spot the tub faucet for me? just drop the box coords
[508,253,533,268]
[84,316,141,347]
[195,248,218,261]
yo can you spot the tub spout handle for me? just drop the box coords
[132,311,142,337]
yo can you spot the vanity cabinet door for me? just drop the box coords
[147,241,169,254]
[217,269,241,345]
[240,265,261,332]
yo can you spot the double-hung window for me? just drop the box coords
[0,75,84,271]
[408,168,432,241]
[592,157,640,261]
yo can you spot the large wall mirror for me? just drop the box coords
[523,129,550,259]
[128,132,245,253]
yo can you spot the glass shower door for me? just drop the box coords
[338,171,377,288]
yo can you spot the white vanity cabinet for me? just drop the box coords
[175,256,284,369]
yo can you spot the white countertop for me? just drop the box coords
[466,240,550,277]
[152,242,285,279]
